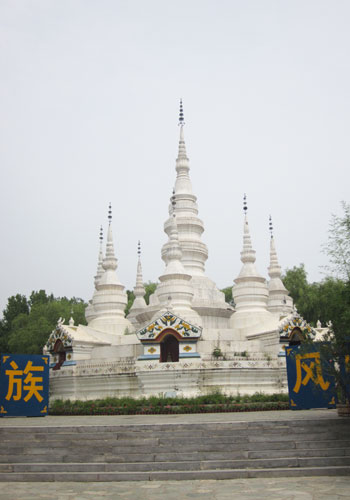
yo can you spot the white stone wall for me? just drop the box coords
[49,356,288,401]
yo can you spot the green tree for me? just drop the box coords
[221,286,233,304]
[125,290,135,316]
[1,292,87,355]
[282,265,349,332]
[0,294,29,354]
[2,294,29,325]
[144,282,157,305]
[323,201,350,281]
[321,201,350,337]
[29,290,55,307]
[295,203,350,404]
[282,264,309,308]
[125,282,157,316]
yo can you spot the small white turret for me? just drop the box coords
[85,226,104,323]
[86,204,133,335]
[128,241,147,327]
[267,216,293,316]
[232,195,269,314]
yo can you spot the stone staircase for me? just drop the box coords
[0,417,349,481]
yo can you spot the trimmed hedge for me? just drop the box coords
[50,393,290,416]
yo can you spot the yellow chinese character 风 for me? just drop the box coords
[293,352,330,394]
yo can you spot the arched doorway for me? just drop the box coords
[160,334,179,362]
[289,327,304,346]
[52,339,66,371]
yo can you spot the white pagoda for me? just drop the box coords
[45,102,316,401]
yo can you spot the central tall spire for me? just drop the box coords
[156,190,201,326]
[161,100,208,275]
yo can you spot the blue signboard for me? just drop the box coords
[285,344,337,410]
[0,354,49,417]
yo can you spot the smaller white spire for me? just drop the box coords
[267,216,293,316]
[162,191,185,276]
[268,216,282,279]
[86,225,104,323]
[175,100,192,195]
[232,195,269,313]
[86,203,132,335]
[238,195,259,272]
[102,203,118,272]
[128,241,147,327]
[134,241,146,299]
[94,225,104,287]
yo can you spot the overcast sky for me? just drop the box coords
[1,0,349,316]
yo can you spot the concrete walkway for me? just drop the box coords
[0,408,341,427]
[0,477,349,499]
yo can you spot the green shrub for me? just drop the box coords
[49,392,289,416]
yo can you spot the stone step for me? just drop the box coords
[2,455,349,474]
[2,434,350,449]
[0,419,347,436]
[0,447,349,466]
[0,441,350,463]
[0,465,350,482]
[1,416,348,481]
[0,439,349,464]
[1,424,349,442]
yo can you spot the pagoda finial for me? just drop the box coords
[137,240,141,258]
[179,98,185,126]
[243,194,248,214]
[171,188,176,217]
[99,225,103,243]
[269,215,273,239]
[108,203,112,225]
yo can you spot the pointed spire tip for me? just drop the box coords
[178,99,185,126]
[108,203,112,225]
[243,194,248,214]
[269,215,273,239]
[171,189,176,217]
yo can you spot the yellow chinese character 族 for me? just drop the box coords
[293,352,330,394]
[5,360,44,403]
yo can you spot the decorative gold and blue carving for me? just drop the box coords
[46,318,74,352]
[279,311,316,342]
[137,312,201,341]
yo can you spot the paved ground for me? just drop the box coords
[0,408,340,427]
[0,409,348,499]
[0,477,350,499]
